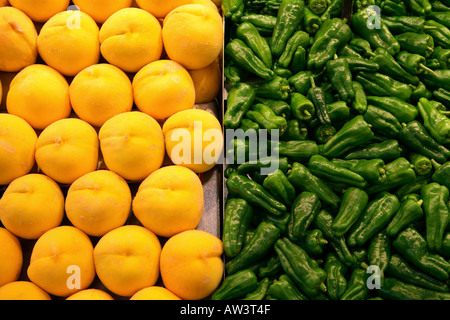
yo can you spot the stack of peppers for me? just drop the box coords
[217,0,450,301]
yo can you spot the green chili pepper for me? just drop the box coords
[281,119,308,141]
[226,173,287,216]
[386,197,424,237]
[321,115,375,158]
[241,277,270,300]
[395,174,432,199]
[348,37,374,58]
[258,255,282,278]
[422,69,450,91]
[309,0,328,15]
[255,97,291,119]
[302,229,328,256]
[253,76,292,101]
[396,51,435,75]
[263,169,296,207]
[267,274,309,300]
[223,198,254,258]
[270,0,305,57]
[395,32,435,58]
[379,277,450,300]
[324,253,348,300]
[340,268,369,300]
[344,56,380,72]
[278,30,310,68]
[423,20,450,49]
[338,44,363,58]
[347,192,401,247]
[366,96,418,123]
[274,237,328,299]
[431,0,450,12]
[226,221,281,275]
[288,191,322,242]
[246,103,288,136]
[331,158,387,184]
[386,254,449,293]
[303,7,322,34]
[428,11,450,29]
[211,269,258,300]
[224,83,256,129]
[410,81,433,104]
[355,72,413,101]
[309,101,351,127]
[288,70,322,95]
[287,162,341,209]
[326,58,355,102]
[432,160,450,189]
[236,156,290,176]
[314,125,336,144]
[274,140,320,162]
[410,152,433,176]
[350,81,368,114]
[224,65,248,86]
[262,212,291,236]
[240,118,260,132]
[307,80,333,129]
[433,88,450,105]
[380,0,407,16]
[421,182,450,252]
[236,22,273,69]
[225,39,275,80]
[320,0,342,21]
[432,46,450,68]
[344,139,402,162]
[290,45,307,74]
[368,231,391,285]
[392,227,450,281]
[363,105,404,138]
[403,0,432,16]
[222,0,245,22]
[438,233,450,258]
[290,92,315,121]
[382,16,427,34]
[240,14,277,35]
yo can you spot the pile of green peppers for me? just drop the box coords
[218,0,450,301]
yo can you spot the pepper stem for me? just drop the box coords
[431,158,442,170]
[417,199,424,206]
[418,63,436,75]
[318,283,327,293]
[440,111,450,116]
[423,25,438,31]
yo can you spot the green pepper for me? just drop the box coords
[222,0,245,22]
[396,51,434,76]
[394,174,432,199]
[348,37,374,58]
[224,83,256,129]
[240,118,259,132]
[425,58,441,69]
[287,162,341,210]
[278,30,310,68]
[236,156,290,176]
[258,255,282,278]
[270,0,305,57]
[421,182,450,252]
[307,77,333,129]
[307,18,352,70]
[274,237,328,299]
[378,277,450,300]
[395,32,434,58]
[226,173,287,216]
[241,277,270,300]
[223,198,254,258]
[386,197,424,237]
[344,139,403,162]
[314,125,336,144]
[302,229,328,256]
[255,97,291,119]
[347,192,401,247]
[403,0,432,15]
[410,81,433,104]
[253,76,291,101]
[224,65,248,86]
[431,0,450,11]
[240,14,277,35]
[308,155,368,188]
[288,70,322,95]
[432,46,450,68]
[332,187,370,237]
[274,140,320,162]
[236,22,273,69]
[363,105,403,138]
[226,221,281,275]
[392,227,450,281]
[350,81,368,114]
[380,0,407,16]
[386,254,449,293]
[432,160,450,189]
[331,158,387,184]
[246,103,288,136]
[281,119,308,141]
[303,7,322,34]
[428,11,450,29]
[340,268,369,300]
[267,274,309,300]
[423,20,450,49]
[287,191,321,242]
[343,56,380,72]
[433,88,450,105]
[366,96,418,123]
[290,45,307,74]
[352,7,400,55]
[320,0,342,21]
[309,101,351,127]
[355,72,413,101]
[263,169,296,207]
[262,212,291,236]
[410,152,433,176]
[324,253,348,300]
[438,233,450,258]
[325,58,355,103]
[398,121,450,164]
[381,16,427,34]
[290,92,315,121]
[368,231,391,285]
[422,69,450,92]
[338,44,363,58]
[309,0,328,15]
[321,115,375,158]
[211,269,258,300]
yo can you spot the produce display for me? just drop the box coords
[220,0,450,300]
[0,0,224,300]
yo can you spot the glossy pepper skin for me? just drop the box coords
[395,32,435,58]
[386,197,424,237]
[340,268,369,300]
[366,96,418,123]
[281,119,308,141]
[422,69,450,92]
[308,0,328,15]
[303,7,322,34]
[348,37,374,58]
[291,46,307,74]
[392,227,450,281]
[223,198,254,258]
[421,182,450,252]
[395,174,431,199]
[263,169,296,207]
[307,18,352,70]
[344,139,402,162]
[379,277,450,300]
[320,0,342,21]
[398,121,450,164]
[302,229,328,256]
[225,221,281,275]
[236,157,290,176]
[380,0,407,16]
[332,187,370,237]
[211,269,258,300]
[324,253,348,300]
[386,254,449,293]
[418,98,450,144]
[308,155,367,188]
[288,191,321,242]
[240,14,277,35]
[347,192,401,247]
[290,92,315,121]
[355,71,413,101]
[307,78,332,127]
[351,81,368,114]
[253,76,292,101]
[274,237,328,299]
[222,0,245,22]
[368,232,391,285]
[236,22,273,69]
[224,65,248,86]
[382,16,427,34]
[321,115,375,158]
[274,140,320,162]
[246,103,288,136]
[363,105,403,138]
[226,173,287,216]
[224,83,256,129]
[403,0,432,16]
[326,58,355,102]
[287,162,341,210]
[396,51,431,75]
[424,20,450,49]
[432,46,450,69]
[344,56,379,72]
[288,70,322,95]
[256,97,291,119]
[242,277,270,300]
[267,274,308,300]
[270,0,305,57]
[308,101,351,127]
[432,160,450,189]
[411,81,433,104]
[433,88,450,106]
[278,30,310,68]
[331,158,387,184]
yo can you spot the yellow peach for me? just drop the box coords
[162,4,223,70]
[35,118,99,185]
[188,59,222,104]
[99,111,165,182]
[73,0,133,23]
[27,226,96,297]
[0,6,38,72]
[136,0,216,19]
[69,64,133,128]
[65,170,132,237]
[99,8,163,74]
[0,228,22,288]
[37,10,100,77]
[0,113,37,186]
[0,174,64,240]
[0,1,8,7]
[8,0,70,22]
[160,230,224,300]
[0,281,51,300]
[133,165,204,238]
[7,64,72,130]
[163,109,223,173]
[130,286,181,300]
[93,225,161,297]
[132,60,195,121]
[66,289,114,300]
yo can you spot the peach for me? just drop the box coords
[0,281,51,300]
[66,289,114,300]
[136,0,217,19]
[99,8,163,73]
[37,10,100,76]
[0,6,38,72]
[0,228,22,288]
[69,64,133,128]
[188,59,222,104]
[7,64,71,130]
[130,286,181,300]
[8,0,70,22]
[72,0,133,23]
[162,4,223,70]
